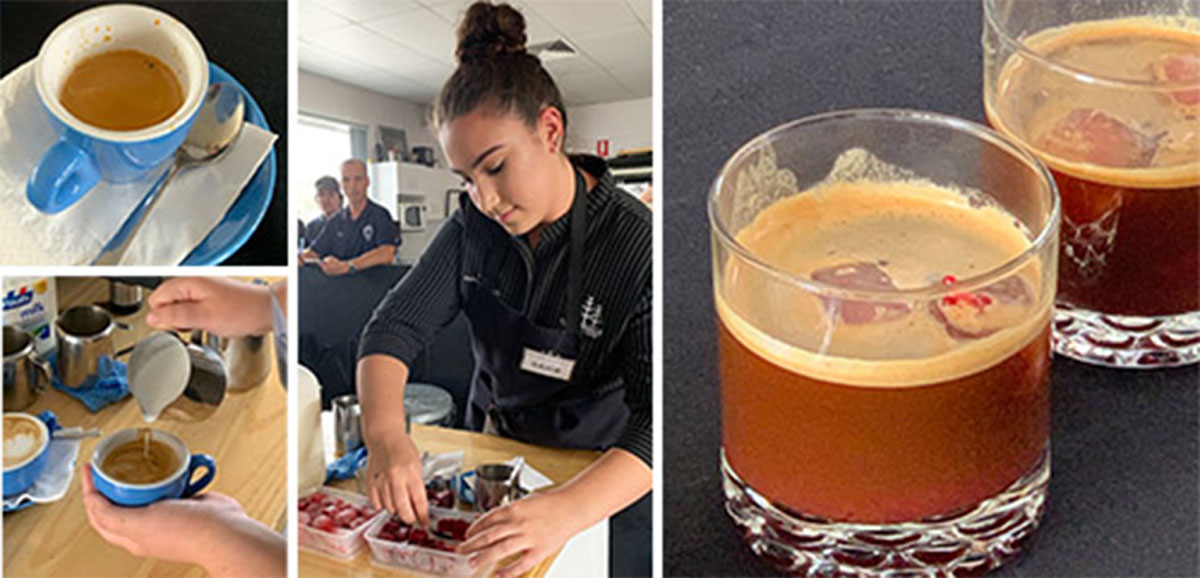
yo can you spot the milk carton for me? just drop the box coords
[3,277,58,355]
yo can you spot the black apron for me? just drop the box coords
[460,166,651,576]
[461,168,630,450]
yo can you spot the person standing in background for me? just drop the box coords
[303,175,343,248]
[299,159,400,275]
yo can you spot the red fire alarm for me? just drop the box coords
[597,139,610,157]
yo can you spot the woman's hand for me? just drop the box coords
[82,468,286,577]
[364,431,430,527]
[147,277,273,337]
[458,489,582,578]
[82,467,244,564]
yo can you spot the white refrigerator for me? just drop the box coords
[369,161,465,265]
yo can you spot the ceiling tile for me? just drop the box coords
[299,40,393,83]
[364,8,458,65]
[303,0,648,105]
[543,52,607,79]
[617,60,652,96]
[308,25,444,76]
[625,0,651,29]
[571,26,650,76]
[521,0,640,39]
[299,1,354,38]
[427,0,472,25]
[308,0,422,23]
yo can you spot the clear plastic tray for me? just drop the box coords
[364,507,483,576]
[297,486,384,560]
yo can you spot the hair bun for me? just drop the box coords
[456,2,528,64]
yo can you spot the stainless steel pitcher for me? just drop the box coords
[55,305,125,389]
[3,326,51,410]
[191,330,272,391]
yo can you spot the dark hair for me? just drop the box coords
[434,2,567,138]
[314,175,340,196]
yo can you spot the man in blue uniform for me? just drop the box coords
[300,159,400,275]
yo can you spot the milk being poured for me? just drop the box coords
[127,332,191,422]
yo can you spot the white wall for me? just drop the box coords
[298,70,442,164]
[300,71,650,165]
[565,97,652,157]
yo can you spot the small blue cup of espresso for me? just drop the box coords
[90,428,215,507]
[3,413,52,497]
[25,4,209,214]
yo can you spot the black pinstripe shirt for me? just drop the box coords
[359,155,653,467]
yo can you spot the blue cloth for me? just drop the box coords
[308,200,399,261]
[325,445,368,482]
[4,411,61,512]
[47,351,130,412]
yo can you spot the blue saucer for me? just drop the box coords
[180,62,277,265]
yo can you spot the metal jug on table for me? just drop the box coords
[55,305,130,390]
[3,326,52,411]
[190,330,272,392]
[108,281,143,316]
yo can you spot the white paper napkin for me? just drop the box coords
[0,61,277,265]
[508,456,553,491]
[2,427,84,510]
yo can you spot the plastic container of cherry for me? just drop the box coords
[297,487,385,559]
[364,506,481,576]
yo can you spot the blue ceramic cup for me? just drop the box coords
[3,413,52,497]
[90,428,215,507]
[27,4,208,214]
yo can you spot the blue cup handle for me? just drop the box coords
[26,138,100,214]
[181,454,216,498]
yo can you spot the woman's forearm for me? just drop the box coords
[357,354,412,441]
[200,515,286,578]
[546,448,652,536]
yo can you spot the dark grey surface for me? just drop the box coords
[663,1,1200,576]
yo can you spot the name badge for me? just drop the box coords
[520,349,576,381]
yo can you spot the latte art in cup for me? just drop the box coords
[3,414,47,469]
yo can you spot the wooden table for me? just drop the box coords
[298,424,601,578]
[4,277,287,578]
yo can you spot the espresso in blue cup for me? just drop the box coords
[3,412,51,497]
[27,4,209,214]
[90,428,215,507]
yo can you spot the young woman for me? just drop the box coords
[356,2,652,577]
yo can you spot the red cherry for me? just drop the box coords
[811,262,911,325]
[1035,108,1161,168]
[312,515,335,533]
[1156,53,1200,106]
[334,509,356,527]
